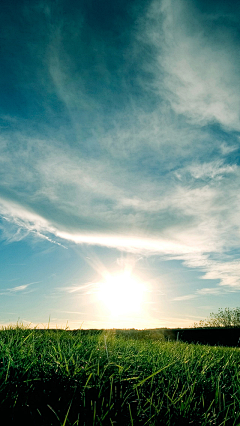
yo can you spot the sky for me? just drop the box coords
[0,0,240,329]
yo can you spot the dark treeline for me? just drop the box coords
[167,327,240,347]
[24,327,240,347]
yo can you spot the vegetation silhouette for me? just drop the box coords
[194,307,240,328]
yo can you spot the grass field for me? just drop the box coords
[0,326,239,425]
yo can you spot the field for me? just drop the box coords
[0,327,239,425]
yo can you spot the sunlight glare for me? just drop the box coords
[97,272,147,317]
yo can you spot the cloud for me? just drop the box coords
[59,283,96,294]
[186,161,237,180]
[145,0,240,130]
[196,288,223,295]
[220,143,238,156]
[9,285,29,292]
[173,283,236,301]
[173,294,197,301]
[1,135,240,291]
[0,196,66,248]
[0,281,39,296]
[177,253,240,290]
[1,125,240,292]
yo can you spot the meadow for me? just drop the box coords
[0,326,239,426]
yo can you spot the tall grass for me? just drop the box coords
[0,325,239,425]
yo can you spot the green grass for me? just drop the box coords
[0,326,239,425]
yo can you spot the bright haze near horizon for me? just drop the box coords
[0,0,240,329]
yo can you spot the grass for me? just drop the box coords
[0,325,239,425]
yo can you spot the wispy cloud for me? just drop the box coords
[1,135,240,291]
[173,283,238,302]
[0,281,39,296]
[9,285,29,292]
[59,283,96,294]
[146,0,240,131]
[173,294,197,301]
[196,288,223,295]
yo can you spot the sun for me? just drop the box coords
[97,271,147,317]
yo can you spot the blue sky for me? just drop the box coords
[0,0,240,329]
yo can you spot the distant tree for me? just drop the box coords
[194,307,240,328]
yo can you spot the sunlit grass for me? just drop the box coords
[0,325,239,425]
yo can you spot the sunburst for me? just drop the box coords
[97,271,147,317]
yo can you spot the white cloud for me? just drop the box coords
[0,281,39,295]
[187,161,237,180]
[9,285,29,292]
[1,140,240,291]
[0,197,65,247]
[146,0,240,130]
[173,294,197,301]
[173,282,237,302]
[59,283,96,294]
[196,288,223,295]
[220,143,238,156]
